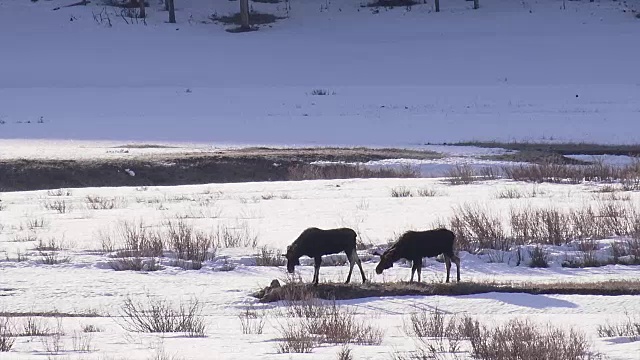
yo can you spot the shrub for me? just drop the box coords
[117,220,164,257]
[40,251,71,265]
[276,321,317,353]
[238,306,266,335]
[310,89,335,95]
[444,164,476,185]
[43,200,71,213]
[468,318,596,360]
[336,344,353,360]
[597,314,640,340]
[85,195,124,210]
[495,187,523,199]
[0,317,15,352]
[47,189,71,197]
[417,188,439,197]
[22,316,51,336]
[214,222,258,248]
[305,301,383,345]
[118,295,206,337]
[255,246,285,266]
[528,245,549,268]
[391,186,413,197]
[165,220,216,262]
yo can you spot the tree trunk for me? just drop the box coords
[168,0,176,23]
[240,0,250,30]
[138,0,145,18]
[473,0,479,9]
[435,0,439,12]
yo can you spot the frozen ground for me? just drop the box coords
[1,177,640,359]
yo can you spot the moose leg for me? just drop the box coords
[416,259,422,283]
[345,250,355,284]
[452,254,461,282]
[355,249,367,283]
[410,261,418,282]
[444,255,452,283]
[313,256,322,285]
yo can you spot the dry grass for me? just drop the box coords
[255,280,640,302]
[288,163,419,181]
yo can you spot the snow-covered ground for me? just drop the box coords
[1,178,640,359]
[1,0,639,145]
[1,0,640,358]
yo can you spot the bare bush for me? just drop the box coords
[238,306,266,334]
[391,186,413,197]
[22,316,51,336]
[255,246,285,266]
[119,295,206,337]
[445,164,476,185]
[417,188,440,197]
[495,187,523,199]
[109,256,160,271]
[40,251,71,265]
[40,317,65,354]
[47,189,71,197]
[0,317,15,352]
[71,330,94,352]
[597,314,640,340]
[43,200,71,213]
[118,220,164,257]
[305,302,383,345]
[81,323,103,333]
[85,195,124,210]
[449,204,507,252]
[276,321,317,353]
[165,220,216,263]
[214,222,258,248]
[468,318,596,360]
[336,344,353,360]
[26,217,48,230]
[528,245,549,268]
[404,307,462,355]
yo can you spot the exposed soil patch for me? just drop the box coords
[0,147,438,192]
[254,280,640,302]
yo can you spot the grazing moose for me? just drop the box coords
[375,228,460,283]
[284,227,367,285]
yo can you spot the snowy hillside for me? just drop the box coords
[1,0,639,145]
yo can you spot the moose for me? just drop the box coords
[284,227,367,285]
[375,228,460,283]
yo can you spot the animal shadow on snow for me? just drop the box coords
[470,292,578,309]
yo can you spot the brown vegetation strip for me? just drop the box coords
[0,146,436,192]
[255,280,640,302]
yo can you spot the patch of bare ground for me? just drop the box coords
[254,280,640,302]
[0,147,435,192]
